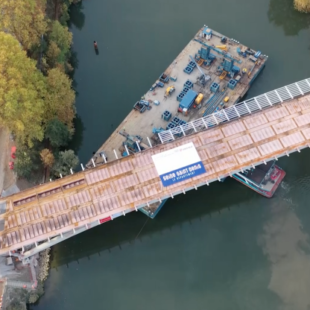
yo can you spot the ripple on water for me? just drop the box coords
[280,181,291,193]
[260,199,310,310]
[291,175,310,193]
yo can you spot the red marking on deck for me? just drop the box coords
[99,217,111,224]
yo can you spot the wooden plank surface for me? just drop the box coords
[0,96,309,253]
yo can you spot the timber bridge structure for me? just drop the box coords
[1,78,310,262]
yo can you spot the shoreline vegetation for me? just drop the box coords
[0,0,82,309]
[4,249,50,309]
[0,0,81,184]
[294,0,310,12]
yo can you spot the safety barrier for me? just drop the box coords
[158,78,310,143]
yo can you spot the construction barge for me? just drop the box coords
[88,25,268,218]
[231,161,286,198]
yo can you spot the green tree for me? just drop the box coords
[46,41,61,68]
[35,280,45,297]
[0,32,46,147]
[48,20,72,64]
[45,118,71,147]
[0,0,47,51]
[48,0,81,21]
[28,293,39,304]
[14,147,39,180]
[44,68,76,129]
[7,299,25,310]
[52,150,79,176]
[40,148,55,168]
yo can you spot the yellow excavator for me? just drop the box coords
[219,71,227,80]
[216,45,228,52]
[165,86,175,97]
[197,58,204,66]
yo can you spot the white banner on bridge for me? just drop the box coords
[152,142,206,187]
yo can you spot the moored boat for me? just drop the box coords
[231,160,285,197]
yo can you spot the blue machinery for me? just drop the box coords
[189,55,210,86]
[193,38,243,64]
[218,59,240,80]
[196,47,216,66]
[119,131,148,155]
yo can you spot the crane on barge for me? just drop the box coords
[193,38,243,64]
[189,55,210,87]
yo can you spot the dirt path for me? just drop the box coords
[0,127,16,196]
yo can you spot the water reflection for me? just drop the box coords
[67,115,85,154]
[268,0,310,35]
[69,2,85,31]
[68,50,79,87]
[260,199,310,310]
[50,181,251,268]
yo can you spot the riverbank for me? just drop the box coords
[1,249,51,309]
[0,0,82,308]
[0,157,51,310]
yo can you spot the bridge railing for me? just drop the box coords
[158,78,310,143]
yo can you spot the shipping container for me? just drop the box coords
[178,89,198,112]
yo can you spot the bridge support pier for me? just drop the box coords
[12,218,107,262]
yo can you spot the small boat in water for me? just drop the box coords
[231,160,286,198]
[139,199,168,219]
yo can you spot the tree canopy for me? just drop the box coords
[0,0,47,50]
[14,146,39,180]
[45,68,76,129]
[40,148,55,168]
[0,0,80,182]
[294,0,310,12]
[48,20,72,65]
[45,118,71,147]
[46,41,61,68]
[0,32,46,146]
[52,150,79,176]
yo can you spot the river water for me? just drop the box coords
[31,0,310,309]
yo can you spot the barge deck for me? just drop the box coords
[89,25,267,164]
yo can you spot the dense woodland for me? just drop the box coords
[0,0,81,182]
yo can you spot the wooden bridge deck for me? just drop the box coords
[0,95,310,255]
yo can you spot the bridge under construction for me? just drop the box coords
[0,78,310,261]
